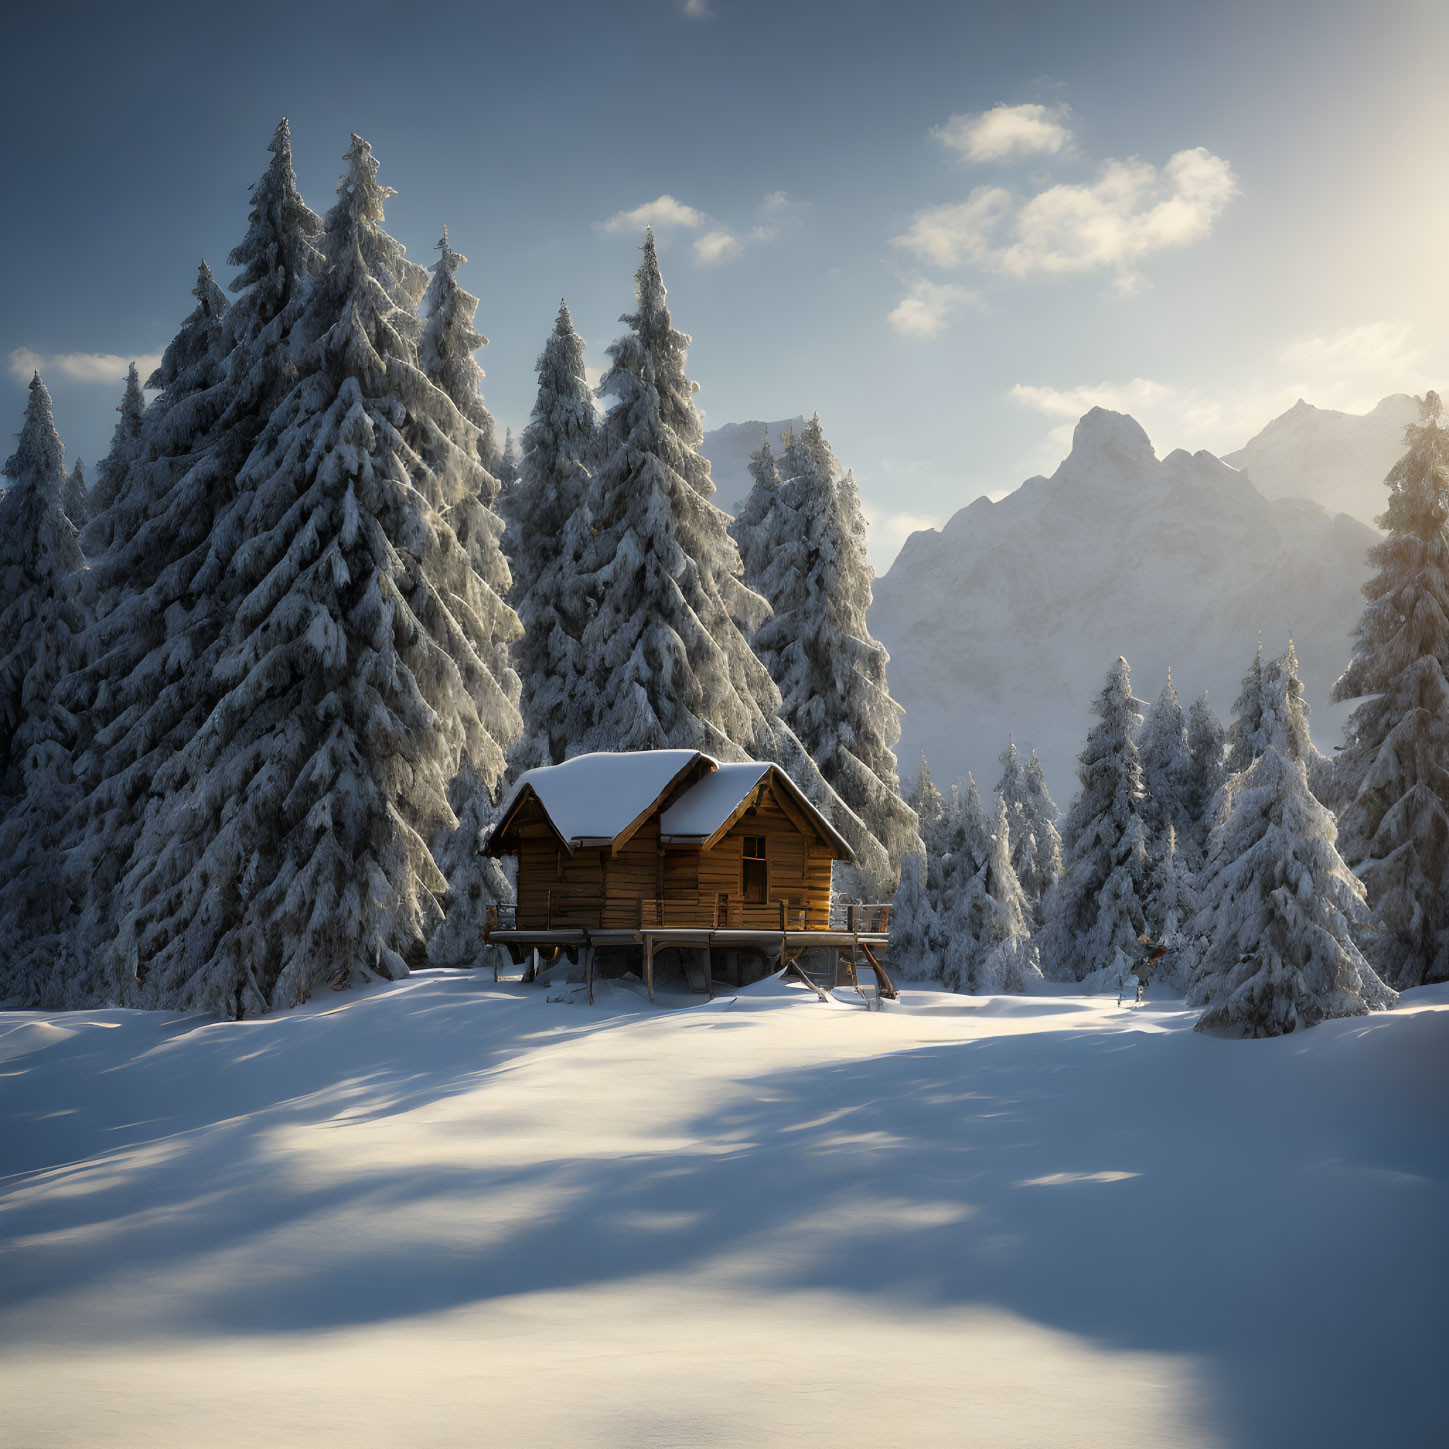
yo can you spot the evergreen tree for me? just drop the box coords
[575,232,886,876]
[1188,746,1396,1036]
[0,377,87,1003]
[1332,391,1449,988]
[414,227,522,965]
[61,124,325,1001]
[888,850,943,980]
[996,739,1062,926]
[1226,641,1267,774]
[730,429,784,585]
[1137,673,1197,860]
[420,226,499,473]
[506,300,596,771]
[1039,657,1153,982]
[82,364,146,554]
[1145,823,1196,991]
[746,413,919,877]
[497,427,520,489]
[1186,692,1227,850]
[940,795,1042,994]
[907,752,947,856]
[123,133,518,1015]
[62,458,88,531]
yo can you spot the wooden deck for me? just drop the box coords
[483,902,897,1006]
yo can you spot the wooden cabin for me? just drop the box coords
[482,750,895,1002]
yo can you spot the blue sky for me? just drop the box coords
[3,0,1446,566]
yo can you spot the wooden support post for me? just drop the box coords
[644,934,655,1004]
[585,944,595,1006]
[860,944,899,1001]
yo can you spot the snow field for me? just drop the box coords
[2,973,1446,1448]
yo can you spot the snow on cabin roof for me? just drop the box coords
[494,750,705,848]
[658,761,771,842]
[488,749,854,859]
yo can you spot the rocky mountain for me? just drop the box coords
[870,408,1377,799]
[1224,394,1419,528]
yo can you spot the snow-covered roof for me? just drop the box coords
[658,761,771,842]
[493,750,703,849]
[487,750,852,858]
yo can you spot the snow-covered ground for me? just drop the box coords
[2,971,1445,1448]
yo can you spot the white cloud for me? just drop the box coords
[694,229,743,266]
[1278,321,1422,386]
[8,347,162,386]
[887,274,977,339]
[595,195,706,235]
[932,103,1073,163]
[892,146,1237,288]
[683,0,714,16]
[596,190,796,267]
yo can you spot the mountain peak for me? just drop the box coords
[1066,408,1157,471]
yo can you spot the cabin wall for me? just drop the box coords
[506,774,842,930]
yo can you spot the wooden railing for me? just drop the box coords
[485,898,892,936]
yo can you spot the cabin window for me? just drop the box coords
[742,835,767,902]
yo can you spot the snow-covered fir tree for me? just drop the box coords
[60,123,325,1004]
[1332,391,1449,989]
[496,427,520,489]
[413,226,522,966]
[940,795,1043,994]
[62,458,88,531]
[995,739,1063,927]
[420,226,499,474]
[82,364,146,555]
[1187,746,1397,1036]
[61,259,236,988]
[506,300,596,772]
[744,412,919,877]
[575,232,888,878]
[907,753,948,856]
[1186,692,1227,850]
[1137,672,1199,863]
[1038,657,1153,983]
[888,850,944,980]
[0,377,87,1004]
[1226,642,1267,775]
[121,133,520,1015]
[730,430,784,587]
[1145,823,1197,990]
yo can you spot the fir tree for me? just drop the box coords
[82,364,146,554]
[940,795,1042,994]
[506,300,597,771]
[1186,692,1227,849]
[574,232,885,873]
[730,429,784,586]
[0,376,87,1004]
[746,413,919,877]
[1039,657,1153,982]
[497,427,520,489]
[61,124,326,1000]
[1226,641,1266,774]
[413,227,522,964]
[1332,391,1449,988]
[1138,673,1197,854]
[420,225,499,473]
[996,740,1063,926]
[62,458,88,531]
[1188,747,1396,1036]
[889,850,943,980]
[907,752,947,856]
[123,133,518,1015]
